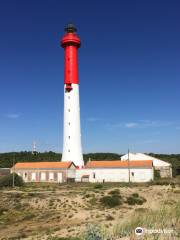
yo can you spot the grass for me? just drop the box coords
[112,201,180,239]
[0,180,180,239]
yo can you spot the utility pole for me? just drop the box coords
[12,153,15,188]
[128,149,130,183]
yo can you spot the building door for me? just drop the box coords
[31,172,36,181]
[57,172,62,183]
[49,172,54,181]
[41,172,46,181]
[24,172,28,182]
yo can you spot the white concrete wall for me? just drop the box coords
[67,169,76,178]
[61,84,84,167]
[76,168,153,183]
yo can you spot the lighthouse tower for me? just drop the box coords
[61,24,84,168]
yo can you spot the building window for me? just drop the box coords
[131,172,134,176]
[68,136,70,139]
[68,109,70,112]
[68,96,70,99]
[68,149,70,152]
[68,122,70,125]
[93,172,96,179]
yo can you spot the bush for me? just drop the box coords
[108,189,120,195]
[131,193,139,198]
[106,214,114,221]
[94,184,103,189]
[126,194,146,205]
[100,195,122,208]
[0,173,24,188]
[84,224,103,240]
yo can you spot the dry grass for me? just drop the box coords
[0,181,179,239]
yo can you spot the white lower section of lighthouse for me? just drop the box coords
[61,83,84,167]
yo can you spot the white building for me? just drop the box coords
[121,153,172,178]
[76,160,154,183]
[11,162,76,183]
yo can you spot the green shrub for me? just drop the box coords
[85,193,91,198]
[131,193,139,198]
[100,195,122,208]
[126,194,146,205]
[94,184,103,189]
[106,214,114,221]
[108,189,120,195]
[0,173,24,188]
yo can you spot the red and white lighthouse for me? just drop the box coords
[60,24,84,167]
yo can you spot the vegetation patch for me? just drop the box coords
[126,193,146,205]
[0,173,24,188]
[84,224,103,240]
[100,195,122,208]
[106,214,114,221]
[108,189,120,196]
[94,184,103,189]
[113,201,180,238]
[47,237,81,240]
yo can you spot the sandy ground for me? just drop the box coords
[0,182,179,240]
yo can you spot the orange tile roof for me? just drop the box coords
[85,160,152,168]
[13,161,73,169]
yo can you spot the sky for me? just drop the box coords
[0,0,179,154]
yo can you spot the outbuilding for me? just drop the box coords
[11,161,76,183]
[76,160,153,183]
[121,153,172,178]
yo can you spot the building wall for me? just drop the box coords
[121,153,172,178]
[76,168,154,183]
[12,169,73,183]
[154,166,172,178]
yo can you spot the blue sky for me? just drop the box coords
[0,0,179,154]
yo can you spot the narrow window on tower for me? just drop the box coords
[68,136,70,139]
[68,122,70,125]
[68,109,70,112]
[68,96,70,99]
[68,149,70,152]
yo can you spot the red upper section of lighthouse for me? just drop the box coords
[61,24,81,85]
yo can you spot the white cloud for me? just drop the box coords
[125,120,174,129]
[107,120,175,129]
[125,122,139,128]
[87,117,100,122]
[7,114,20,119]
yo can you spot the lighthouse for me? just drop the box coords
[61,24,84,168]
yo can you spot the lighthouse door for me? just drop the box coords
[57,172,62,183]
